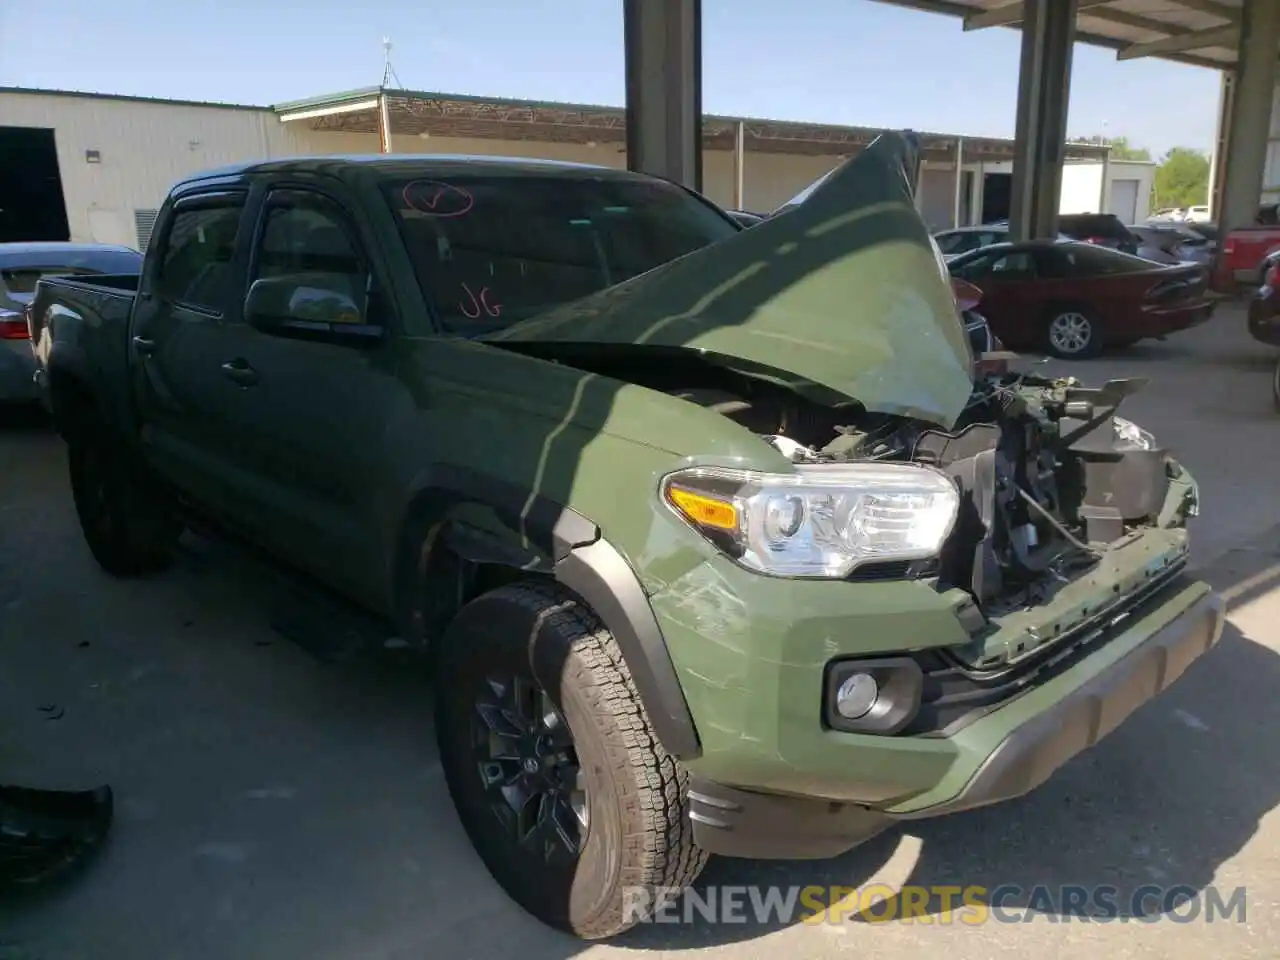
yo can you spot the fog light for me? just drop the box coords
[834,672,879,719]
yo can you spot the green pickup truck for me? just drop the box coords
[28,133,1224,939]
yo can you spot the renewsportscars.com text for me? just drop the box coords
[622,883,1248,926]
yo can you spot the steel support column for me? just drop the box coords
[1008,0,1077,242]
[1098,146,1111,213]
[733,121,745,209]
[1209,71,1235,221]
[1221,0,1280,231]
[623,0,703,191]
[377,92,393,154]
[953,137,965,227]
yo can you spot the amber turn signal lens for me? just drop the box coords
[666,486,739,531]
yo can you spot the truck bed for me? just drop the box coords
[28,274,139,425]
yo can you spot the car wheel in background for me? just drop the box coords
[1044,306,1103,360]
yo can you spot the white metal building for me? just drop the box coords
[0,86,1112,248]
[980,157,1157,223]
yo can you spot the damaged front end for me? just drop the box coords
[739,370,1199,676]
[491,128,1200,692]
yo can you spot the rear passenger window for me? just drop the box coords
[157,201,244,311]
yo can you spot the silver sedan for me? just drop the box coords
[1,242,142,405]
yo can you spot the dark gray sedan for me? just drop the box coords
[1,242,142,405]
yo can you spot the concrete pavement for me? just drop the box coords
[0,307,1277,959]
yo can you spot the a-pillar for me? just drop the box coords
[623,0,703,191]
[1008,0,1077,241]
[1220,0,1280,231]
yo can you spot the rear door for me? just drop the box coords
[129,188,254,510]
[210,184,404,608]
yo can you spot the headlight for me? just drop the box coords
[1112,416,1156,451]
[660,462,960,578]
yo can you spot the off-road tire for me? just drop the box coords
[67,427,181,577]
[434,580,707,939]
[1043,304,1104,360]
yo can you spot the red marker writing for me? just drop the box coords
[459,283,502,319]
[402,179,475,218]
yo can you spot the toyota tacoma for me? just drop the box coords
[28,134,1224,939]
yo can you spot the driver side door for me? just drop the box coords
[212,186,406,609]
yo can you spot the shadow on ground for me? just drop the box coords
[612,565,1280,947]
[2,419,1278,959]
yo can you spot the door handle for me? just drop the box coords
[133,336,156,355]
[220,360,259,387]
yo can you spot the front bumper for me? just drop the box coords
[687,583,1224,859]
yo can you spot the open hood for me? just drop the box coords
[484,131,975,429]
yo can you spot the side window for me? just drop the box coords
[987,251,1036,279]
[156,201,245,312]
[951,252,997,281]
[251,192,370,325]
[934,232,968,255]
[1034,248,1074,279]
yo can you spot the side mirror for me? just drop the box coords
[244,274,385,346]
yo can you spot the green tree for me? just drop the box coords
[1153,147,1210,209]
[1070,134,1153,160]
[1106,136,1152,161]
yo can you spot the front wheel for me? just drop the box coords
[1044,306,1103,359]
[67,429,182,577]
[434,581,707,939]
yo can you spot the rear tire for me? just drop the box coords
[434,580,706,939]
[67,427,181,577]
[1043,305,1104,359]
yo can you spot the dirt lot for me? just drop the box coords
[1,307,1278,960]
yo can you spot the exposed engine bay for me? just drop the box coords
[663,369,1194,614]
[496,342,1195,617]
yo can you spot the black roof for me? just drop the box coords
[952,238,1075,255]
[175,154,655,191]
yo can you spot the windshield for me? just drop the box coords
[381,173,740,333]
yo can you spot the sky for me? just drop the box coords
[0,0,1223,159]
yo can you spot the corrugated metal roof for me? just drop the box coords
[274,87,1111,162]
[872,0,1244,70]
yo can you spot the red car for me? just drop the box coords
[1210,202,1280,293]
[948,239,1215,359]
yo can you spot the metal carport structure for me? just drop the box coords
[275,86,1109,220]
[622,0,1280,236]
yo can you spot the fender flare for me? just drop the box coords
[393,468,702,760]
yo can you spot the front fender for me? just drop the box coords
[390,465,702,760]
